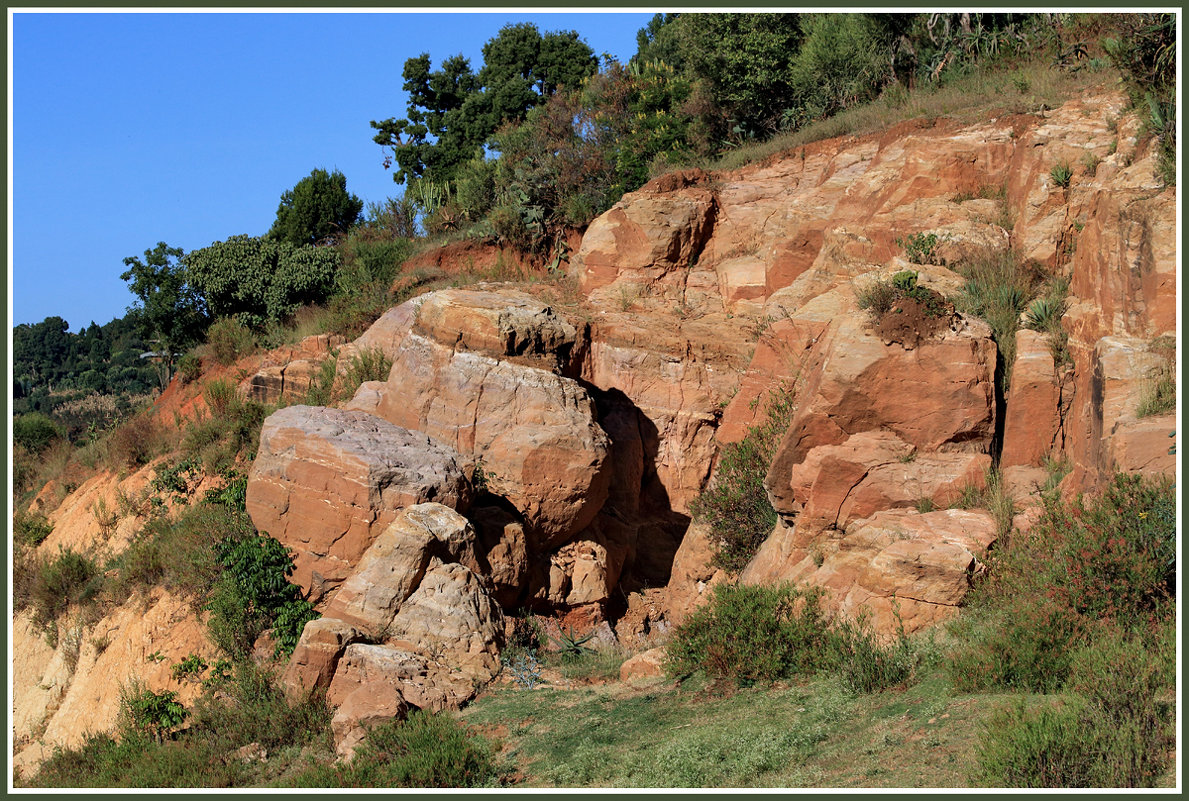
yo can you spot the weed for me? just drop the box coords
[1079,151,1101,176]
[897,233,942,265]
[832,606,917,694]
[1049,162,1073,189]
[171,654,209,682]
[689,384,796,571]
[914,497,936,513]
[27,547,104,635]
[14,511,53,549]
[121,684,189,743]
[666,583,836,686]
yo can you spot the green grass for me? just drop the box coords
[701,57,1112,174]
[461,669,1038,788]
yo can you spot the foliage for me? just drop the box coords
[292,710,496,788]
[171,654,209,681]
[832,607,917,694]
[14,511,54,549]
[206,533,316,659]
[666,583,836,686]
[14,411,63,454]
[1049,162,1073,189]
[120,242,211,379]
[502,651,543,689]
[1103,13,1175,185]
[26,547,103,632]
[184,234,341,328]
[370,22,597,187]
[122,685,189,742]
[106,502,251,603]
[948,473,1175,694]
[951,248,1043,391]
[786,14,893,130]
[689,384,796,571]
[269,167,364,247]
[205,316,258,365]
[898,233,941,265]
[547,624,596,660]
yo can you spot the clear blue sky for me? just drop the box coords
[10,10,655,330]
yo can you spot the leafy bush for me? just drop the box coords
[787,14,891,129]
[14,412,63,454]
[14,511,54,549]
[121,685,189,743]
[949,473,1175,694]
[897,232,940,265]
[176,353,202,384]
[292,710,495,788]
[206,316,258,365]
[666,583,836,686]
[189,661,332,752]
[206,533,316,659]
[689,385,796,571]
[269,167,363,247]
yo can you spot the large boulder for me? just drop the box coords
[368,291,610,550]
[743,508,997,635]
[245,406,472,593]
[320,504,481,637]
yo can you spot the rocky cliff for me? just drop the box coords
[13,85,1176,764]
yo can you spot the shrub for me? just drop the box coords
[897,233,941,265]
[689,385,796,571]
[831,607,917,693]
[294,710,495,788]
[14,511,53,549]
[206,533,316,659]
[29,547,103,632]
[106,412,169,471]
[13,412,63,454]
[176,353,202,384]
[189,661,332,752]
[1136,363,1175,418]
[206,316,257,365]
[1049,162,1073,189]
[185,234,341,328]
[121,685,188,743]
[948,473,1175,693]
[665,583,836,686]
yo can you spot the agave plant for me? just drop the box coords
[548,624,597,659]
[1024,296,1066,333]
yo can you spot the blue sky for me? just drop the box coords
[10,10,656,329]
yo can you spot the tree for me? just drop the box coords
[268,167,364,247]
[185,234,340,327]
[370,23,598,186]
[120,242,210,383]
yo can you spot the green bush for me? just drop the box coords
[206,533,316,659]
[897,233,940,265]
[122,685,188,743]
[206,317,257,365]
[831,609,917,693]
[268,167,363,247]
[788,14,891,127]
[14,511,54,549]
[14,412,63,454]
[176,353,202,384]
[952,248,1043,390]
[185,234,341,328]
[292,710,495,788]
[948,473,1175,694]
[1049,162,1073,189]
[666,583,836,686]
[689,385,796,571]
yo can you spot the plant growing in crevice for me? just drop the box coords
[690,383,797,571]
[1049,161,1073,189]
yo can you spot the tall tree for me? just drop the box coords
[370,23,598,185]
[120,241,210,382]
[268,168,364,247]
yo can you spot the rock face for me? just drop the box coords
[283,503,503,757]
[245,405,472,592]
[742,508,997,634]
[368,290,610,550]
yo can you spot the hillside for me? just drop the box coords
[11,63,1177,789]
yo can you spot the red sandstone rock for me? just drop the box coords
[245,405,472,592]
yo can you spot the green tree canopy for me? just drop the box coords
[185,234,340,327]
[268,168,364,247]
[120,243,211,367]
[370,22,598,186]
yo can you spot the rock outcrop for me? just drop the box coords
[245,405,472,592]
